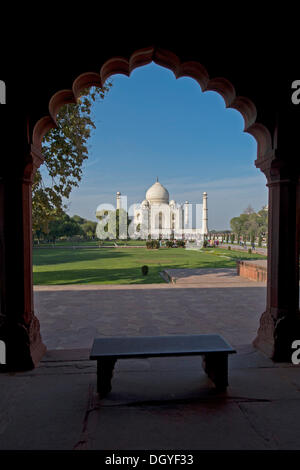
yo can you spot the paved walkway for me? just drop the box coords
[222,243,267,255]
[2,270,300,450]
[34,268,266,351]
[1,343,300,450]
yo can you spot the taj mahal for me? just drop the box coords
[116,179,208,240]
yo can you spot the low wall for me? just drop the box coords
[237,260,267,282]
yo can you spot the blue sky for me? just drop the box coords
[65,62,267,230]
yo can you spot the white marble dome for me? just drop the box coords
[146,180,169,204]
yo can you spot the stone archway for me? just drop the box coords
[1,45,299,369]
[32,47,272,157]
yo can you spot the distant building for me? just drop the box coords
[119,178,208,240]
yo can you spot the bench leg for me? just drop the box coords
[202,353,229,391]
[97,358,117,397]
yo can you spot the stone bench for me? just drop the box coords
[90,334,236,397]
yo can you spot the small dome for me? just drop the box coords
[141,199,149,208]
[146,181,169,204]
[169,199,176,206]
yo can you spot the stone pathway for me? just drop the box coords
[222,243,267,255]
[4,269,300,451]
[34,268,266,351]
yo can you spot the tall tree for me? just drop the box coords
[81,221,97,239]
[32,83,112,237]
[230,216,244,241]
[47,213,84,242]
[257,206,268,236]
[230,205,268,243]
[243,205,255,215]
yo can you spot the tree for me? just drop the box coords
[257,206,268,237]
[243,205,255,215]
[69,215,97,240]
[71,215,86,225]
[47,213,84,242]
[247,212,259,242]
[81,221,97,239]
[32,83,112,236]
[230,205,268,244]
[230,216,244,241]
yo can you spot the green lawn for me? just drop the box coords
[33,246,267,285]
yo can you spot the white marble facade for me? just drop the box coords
[124,179,208,240]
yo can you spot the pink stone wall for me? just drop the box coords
[237,260,267,282]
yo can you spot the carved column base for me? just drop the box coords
[0,313,46,370]
[253,309,300,362]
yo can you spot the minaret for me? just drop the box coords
[202,192,208,235]
[184,201,189,226]
[116,191,121,210]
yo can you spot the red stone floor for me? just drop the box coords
[1,270,300,450]
[34,268,266,352]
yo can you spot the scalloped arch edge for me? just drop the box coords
[32,46,273,160]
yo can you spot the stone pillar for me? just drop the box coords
[253,162,300,361]
[202,192,208,235]
[0,142,46,370]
